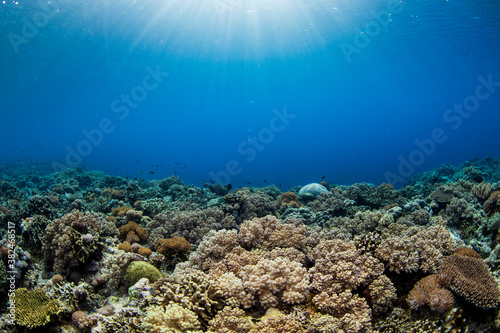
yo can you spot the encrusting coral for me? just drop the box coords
[11,287,62,329]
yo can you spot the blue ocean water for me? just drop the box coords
[1,0,499,189]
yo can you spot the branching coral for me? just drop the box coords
[375,225,457,274]
[207,307,250,333]
[308,239,384,291]
[42,210,105,276]
[237,215,318,251]
[250,311,306,333]
[148,207,237,247]
[224,188,278,221]
[240,257,309,308]
[151,267,224,322]
[312,284,372,332]
[142,304,203,333]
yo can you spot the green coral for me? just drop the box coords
[0,259,7,284]
[124,261,162,287]
[11,288,62,328]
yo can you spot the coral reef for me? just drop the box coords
[148,207,237,247]
[151,267,224,321]
[407,271,455,313]
[224,188,278,221]
[11,287,62,329]
[142,303,203,333]
[3,158,500,332]
[440,248,500,308]
[119,221,149,244]
[42,210,105,277]
[278,192,303,209]
[124,261,162,287]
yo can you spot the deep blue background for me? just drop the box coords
[1,0,499,188]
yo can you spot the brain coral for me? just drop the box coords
[124,261,162,287]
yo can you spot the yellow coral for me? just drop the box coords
[142,304,203,333]
[11,288,62,328]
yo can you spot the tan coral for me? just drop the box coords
[440,250,500,309]
[484,191,500,215]
[278,192,303,209]
[312,284,372,332]
[407,271,455,313]
[207,307,250,333]
[240,257,309,308]
[119,221,149,243]
[367,275,397,314]
[472,182,493,201]
[156,236,193,254]
[308,239,384,291]
[141,304,203,333]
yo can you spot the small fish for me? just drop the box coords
[321,176,326,179]
[209,180,214,184]
[148,171,155,174]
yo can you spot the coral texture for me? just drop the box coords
[142,304,203,333]
[11,288,62,328]
[407,271,455,313]
[124,261,162,287]
[149,207,237,247]
[151,267,224,322]
[207,307,250,333]
[375,225,457,273]
[440,249,500,308]
[42,210,105,276]
[119,221,149,244]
